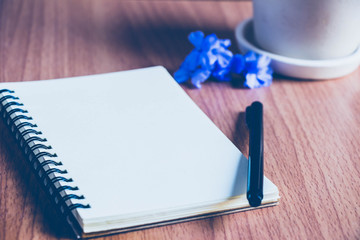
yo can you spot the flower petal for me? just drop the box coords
[202,33,218,51]
[257,68,273,87]
[220,39,231,48]
[203,51,218,69]
[174,68,190,83]
[244,51,259,73]
[216,49,233,68]
[182,50,201,71]
[244,73,261,89]
[213,67,231,82]
[191,68,212,88]
[188,31,205,49]
[230,54,245,74]
[257,54,271,69]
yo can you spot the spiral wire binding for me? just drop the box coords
[0,89,90,236]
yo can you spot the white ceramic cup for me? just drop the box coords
[252,0,360,60]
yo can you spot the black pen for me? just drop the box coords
[245,101,264,207]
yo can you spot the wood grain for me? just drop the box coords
[0,0,359,239]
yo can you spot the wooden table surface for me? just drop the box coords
[0,1,359,239]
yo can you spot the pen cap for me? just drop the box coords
[245,101,262,129]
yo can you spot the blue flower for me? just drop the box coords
[212,54,245,82]
[213,51,272,88]
[174,50,212,88]
[174,31,233,88]
[174,31,273,89]
[242,52,273,89]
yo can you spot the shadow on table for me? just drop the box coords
[105,22,240,73]
[0,121,74,239]
[233,111,249,157]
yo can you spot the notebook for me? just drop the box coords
[0,66,279,238]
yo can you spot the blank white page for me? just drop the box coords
[0,66,278,232]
